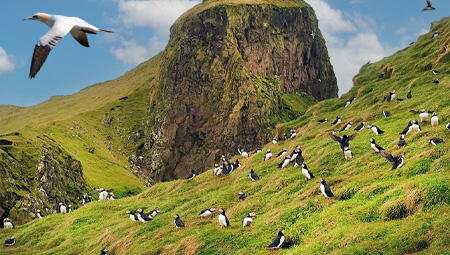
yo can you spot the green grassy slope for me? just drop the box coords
[2,16,450,255]
[0,54,164,193]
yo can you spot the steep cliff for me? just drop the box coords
[136,0,337,181]
[0,135,88,226]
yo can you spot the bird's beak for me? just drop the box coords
[23,16,35,21]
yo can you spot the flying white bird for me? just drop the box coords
[23,13,113,79]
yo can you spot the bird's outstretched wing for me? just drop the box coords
[380,150,395,162]
[29,22,73,79]
[427,0,432,7]
[330,134,342,143]
[70,27,89,47]
[347,133,357,141]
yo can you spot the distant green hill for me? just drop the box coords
[1,13,450,255]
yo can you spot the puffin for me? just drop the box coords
[320,178,334,198]
[150,208,161,217]
[100,248,109,255]
[289,146,301,161]
[370,138,384,153]
[383,111,391,118]
[186,171,198,180]
[419,109,429,122]
[268,230,285,249]
[406,90,412,99]
[432,70,440,75]
[36,209,43,219]
[218,208,230,227]
[380,151,405,170]
[428,138,444,146]
[386,90,396,102]
[378,72,385,78]
[238,191,247,200]
[446,123,450,131]
[173,214,185,228]
[441,46,447,55]
[433,78,440,84]
[330,133,357,151]
[125,210,137,221]
[213,164,222,176]
[397,135,406,148]
[290,130,297,139]
[367,125,385,135]
[2,218,14,229]
[331,115,341,125]
[431,31,439,39]
[399,121,413,136]
[278,156,291,168]
[293,148,305,167]
[301,163,314,180]
[411,120,422,133]
[66,205,72,213]
[344,97,356,108]
[277,148,287,157]
[340,122,353,132]
[242,212,257,227]
[98,188,108,201]
[264,149,273,161]
[237,145,242,155]
[200,208,216,218]
[59,202,67,214]
[249,169,260,181]
[136,208,153,223]
[431,112,439,127]
[318,118,328,124]
[241,149,249,158]
[108,193,116,200]
[423,0,435,11]
[4,236,15,246]
[343,147,353,160]
[272,138,277,144]
[354,122,365,131]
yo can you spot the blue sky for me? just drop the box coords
[0,0,448,107]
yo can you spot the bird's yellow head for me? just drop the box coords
[23,13,50,22]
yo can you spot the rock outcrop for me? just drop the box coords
[134,0,337,181]
[0,136,88,226]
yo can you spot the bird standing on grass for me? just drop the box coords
[238,191,247,201]
[428,138,444,146]
[200,208,216,218]
[320,178,334,198]
[174,214,185,228]
[242,212,257,227]
[268,230,285,249]
[249,169,260,181]
[379,151,405,170]
[4,236,15,246]
[218,208,230,227]
[370,138,384,153]
[398,135,406,148]
[2,218,14,229]
[23,13,113,78]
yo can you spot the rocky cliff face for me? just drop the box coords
[0,136,88,226]
[133,0,337,181]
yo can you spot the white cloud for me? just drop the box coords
[0,47,17,76]
[306,0,398,95]
[307,0,356,35]
[118,0,201,36]
[110,37,166,65]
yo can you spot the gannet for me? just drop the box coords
[23,13,113,79]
